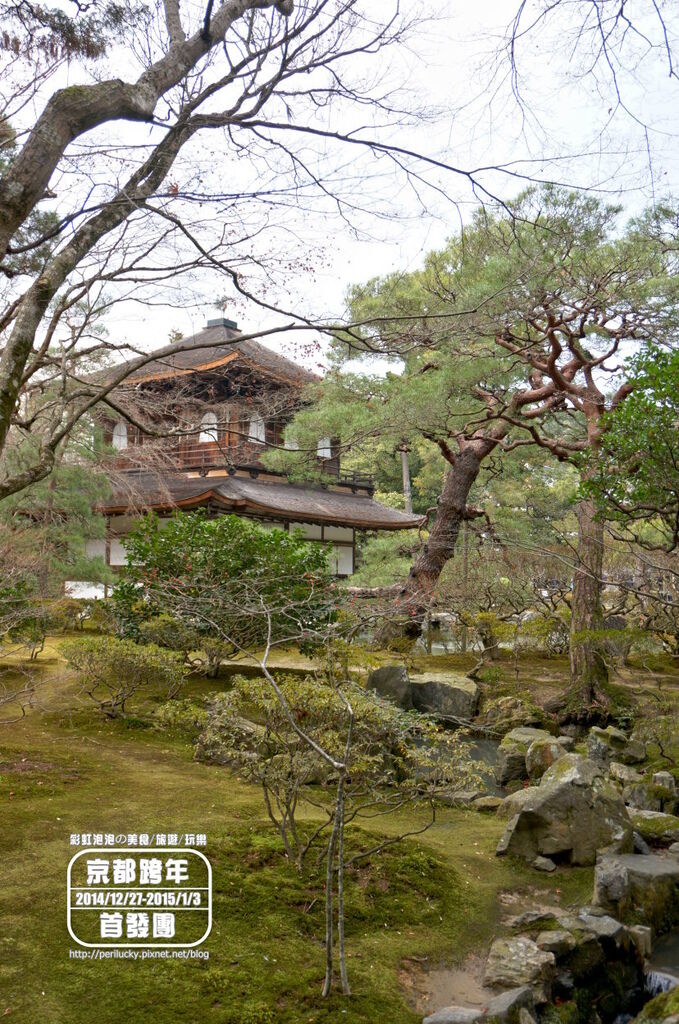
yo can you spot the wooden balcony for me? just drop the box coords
[110,437,373,491]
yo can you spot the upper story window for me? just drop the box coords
[284,432,299,450]
[317,437,332,459]
[249,412,266,444]
[112,420,128,450]
[199,411,219,443]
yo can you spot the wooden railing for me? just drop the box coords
[112,439,374,490]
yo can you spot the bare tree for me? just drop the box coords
[9,0,674,505]
[4,0,569,503]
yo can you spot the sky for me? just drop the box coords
[17,0,679,371]
[186,0,679,369]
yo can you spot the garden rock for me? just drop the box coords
[485,986,536,1023]
[592,853,679,932]
[506,909,563,929]
[507,727,555,746]
[576,909,625,943]
[496,755,633,866]
[474,696,542,737]
[532,856,557,872]
[535,930,576,957]
[623,783,662,812]
[587,726,645,766]
[526,738,568,781]
[474,795,503,812]
[630,809,679,845]
[495,728,552,786]
[496,743,528,787]
[609,762,643,786]
[422,992,537,1024]
[496,787,540,820]
[410,673,480,722]
[633,832,651,855]
[593,855,630,907]
[423,1009,485,1024]
[653,771,677,793]
[484,936,555,1002]
[627,925,652,958]
[366,664,412,709]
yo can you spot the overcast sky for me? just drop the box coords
[88,0,679,368]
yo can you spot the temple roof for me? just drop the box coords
[98,471,422,531]
[105,323,318,386]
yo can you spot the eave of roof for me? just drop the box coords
[97,472,422,531]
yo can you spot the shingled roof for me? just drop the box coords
[98,471,423,531]
[110,321,318,386]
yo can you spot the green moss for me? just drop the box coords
[629,811,679,838]
[542,754,583,780]
[634,986,679,1024]
[1,657,582,1024]
[541,1001,581,1024]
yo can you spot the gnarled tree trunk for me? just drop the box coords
[399,444,486,629]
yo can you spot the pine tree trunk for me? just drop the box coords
[401,446,483,622]
[568,495,608,713]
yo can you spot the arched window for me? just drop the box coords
[249,412,266,444]
[199,411,219,443]
[112,420,128,450]
[317,437,332,459]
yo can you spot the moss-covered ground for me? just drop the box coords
[0,643,598,1024]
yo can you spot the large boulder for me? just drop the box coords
[593,853,679,933]
[495,728,553,787]
[484,936,555,1003]
[496,754,633,866]
[497,787,541,820]
[410,673,480,722]
[366,664,412,709]
[587,726,646,766]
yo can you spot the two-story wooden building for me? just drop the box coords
[89,317,421,576]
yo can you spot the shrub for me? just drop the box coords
[45,597,88,633]
[138,614,232,678]
[61,636,187,717]
[7,605,49,660]
[80,598,116,634]
[195,673,478,871]
[153,699,209,738]
[112,511,332,659]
